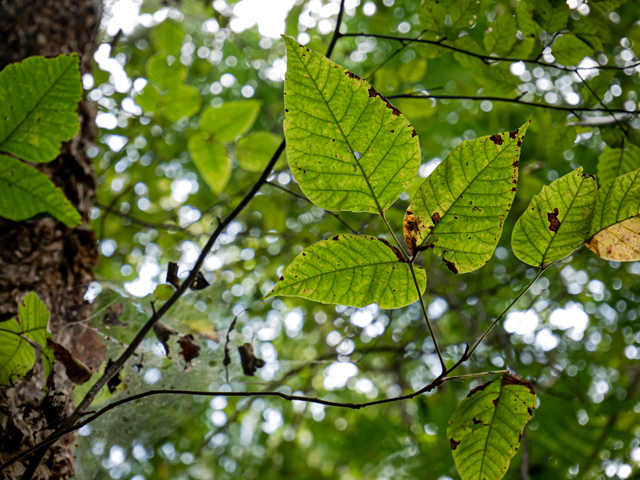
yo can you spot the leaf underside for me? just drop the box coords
[0,154,81,226]
[188,137,231,194]
[586,168,640,261]
[512,167,597,267]
[282,36,421,214]
[447,374,537,480]
[266,234,426,309]
[0,54,82,163]
[0,293,51,385]
[404,123,529,274]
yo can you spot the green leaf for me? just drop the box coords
[188,136,230,194]
[419,0,447,38]
[597,142,640,186]
[154,284,174,301]
[404,123,529,274]
[282,36,421,214]
[199,100,262,143]
[236,131,284,173]
[0,154,81,226]
[135,85,161,113]
[146,54,187,89]
[552,34,593,66]
[517,0,569,36]
[448,0,482,31]
[484,14,518,56]
[266,234,426,309]
[0,292,51,385]
[586,169,640,261]
[447,374,537,480]
[399,59,427,83]
[0,54,82,163]
[511,167,597,267]
[581,70,614,107]
[162,85,201,122]
[589,0,627,11]
[150,19,185,56]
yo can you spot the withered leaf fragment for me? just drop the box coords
[105,358,122,394]
[238,343,265,376]
[102,302,128,327]
[190,271,210,290]
[153,321,178,356]
[46,338,93,385]
[167,262,180,289]
[178,334,201,363]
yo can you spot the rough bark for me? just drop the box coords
[0,0,105,478]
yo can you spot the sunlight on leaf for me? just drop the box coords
[597,142,640,186]
[404,123,529,274]
[586,168,640,261]
[188,136,231,194]
[266,234,426,309]
[282,36,420,214]
[200,100,262,143]
[512,167,597,267]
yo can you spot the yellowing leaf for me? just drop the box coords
[266,234,426,309]
[282,36,420,214]
[154,284,174,301]
[404,124,529,274]
[586,169,640,261]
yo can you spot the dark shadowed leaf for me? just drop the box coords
[238,343,265,376]
[178,334,201,363]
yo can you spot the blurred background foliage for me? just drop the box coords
[75,0,640,478]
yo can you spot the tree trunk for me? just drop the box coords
[0,1,104,478]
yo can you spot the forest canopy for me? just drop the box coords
[2,0,640,479]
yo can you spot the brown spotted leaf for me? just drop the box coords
[512,167,597,267]
[404,123,529,273]
[282,36,421,214]
[47,339,92,385]
[586,168,640,261]
[265,234,426,309]
[447,374,537,480]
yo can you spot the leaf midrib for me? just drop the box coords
[477,381,505,480]
[290,44,385,216]
[0,58,76,155]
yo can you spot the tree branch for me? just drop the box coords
[387,93,640,115]
[340,33,640,73]
[2,369,509,472]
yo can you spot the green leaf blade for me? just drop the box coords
[236,131,284,172]
[200,100,262,143]
[552,34,593,66]
[586,168,640,261]
[188,136,231,194]
[162,85,201,122]
[0,154,81,226]
[597,143,640,186]
[266,234,426,309]
[282,36,421,214]
[0,292,51,385]
[447,374,537,480]
[404,123,529,274]
[0,54,82,163]
[512,167,597,267]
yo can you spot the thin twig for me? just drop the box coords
[387,93,640,115]
[340,33,640,73]
[95,201,183,232]
[266,181,359,235]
